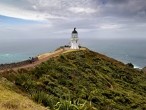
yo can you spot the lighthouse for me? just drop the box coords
[70,28,79,49]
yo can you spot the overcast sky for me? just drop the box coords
[0,0,146,39]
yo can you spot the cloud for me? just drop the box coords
[0,0,99,21]
[68,7,96,14]
[0,0,146,21]
[109,0,129,4]
[0,0,146,39]
[99,24,122,29]
[103,0,146,19]
[0,3,66,21]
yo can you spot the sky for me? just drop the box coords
[0,0,146,39]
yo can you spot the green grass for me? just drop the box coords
[1,49,146,110]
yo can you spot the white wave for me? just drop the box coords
[134,65,142,69]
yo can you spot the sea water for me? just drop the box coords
[0,38,146,68]
[81,39,146,69]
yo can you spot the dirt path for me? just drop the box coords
[0,48,69,72]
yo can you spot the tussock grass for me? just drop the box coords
[0,77,48,110]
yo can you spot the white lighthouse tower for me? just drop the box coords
[70,28,79,49]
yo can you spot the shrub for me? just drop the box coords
[60,55,66,60]
[15,74,29,86]
[32,91,55,108]
[126,63,134,68]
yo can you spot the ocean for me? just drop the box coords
[0,38,146,68]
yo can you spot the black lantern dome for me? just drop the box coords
[72,28,78,34]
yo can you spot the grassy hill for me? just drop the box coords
[0,77,47,110]
[1,48,146,110]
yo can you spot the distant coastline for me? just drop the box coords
[0,57,38,70]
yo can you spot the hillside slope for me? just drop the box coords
[0,77,47,110]
[1,49,146,109]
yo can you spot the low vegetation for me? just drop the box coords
[1,49,146,109]
[0,77,47,110]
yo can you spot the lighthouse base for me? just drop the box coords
[70,43,79,49]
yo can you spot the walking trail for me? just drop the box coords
[0,48,71,72]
